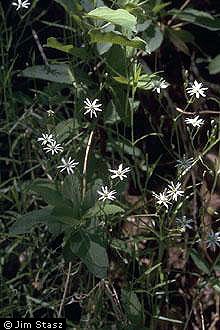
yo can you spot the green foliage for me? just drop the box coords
[2,0,220,326]
[121,289,144,325]
[68,229,108,279]
[87,7,137,33]
[208,54,220,74]
[20,64,75,85]
[89,30,146,50]
[169,8,220,31]
[190,249,210,275]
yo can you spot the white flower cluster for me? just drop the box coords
[97,164,131,202]
[153,181,184,210]
[37,133,78,175]
[37,133,63,156]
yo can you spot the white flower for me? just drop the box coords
[47,109,55,117]
[97,186,117,202]
[151,78,169,94]
[57,157,79,175]
[153,188,171,209]
[176,155,194,174]
[185,116,204,128]
[206,231,220,251]
[84,98,102,118]
[176,216,193,231]
[43,141,63,155]
[109,164,130,181]
[12,0,31,10]
[37,133,55,146]
[167,181,184,201]
[186,80,208,99]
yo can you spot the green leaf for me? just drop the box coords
[84,240,108,279]
[108,140,142,157]
[121,289,143,324]
[31,183,72,209]
[85,203,124,218]
[62,176,81,218]
[55,118,79,143]
[45,37,89,59]
[87,7,137,33]
[82,179,103,212]
[208,55,220,75]
[190,249,210,274]
[166,28,190,55]
[89,30,146,50]
[142,22,163,52]
[9,207,60,235]
[20,64,75,85]
[63,175,81,204]
[169,9,220,31]
[70,230,108,278]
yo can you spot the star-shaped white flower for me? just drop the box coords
[176,216,193,232]
[186,80,208,99]
[47,109,55,117]
[37,133,55,146]
[185,116,204,128]
[84,98,102,118]
[206,231,220,251]
[97,186,117,202]
[109,164,130,181]
[153,188,171,209]
[167,181,184,201]
[43,141,63,155]
[151,78,169,94]
[57,157,79,175]
[12,0,31,11]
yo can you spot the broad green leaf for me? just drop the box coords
[96,24,115,55]
[107,141,142,157]
[83,240,108,279]
[190,249,210,274]
[142,22,163,52]
[121,289,143,324]
[20,64,75,85]
[70,230,108,278]
[169,9,220,31]
[9,207,59,234]
[89,30,146,50]
[208,55,220,75]
[167,28,190,55]
[30,183,72,209]
[45,37,89,59]
[82,179,103,212]
[55,118,80,143]
[85,203,124,218]
[51,206,80,223]
[87,7,137,33]
[62,175,81,219]
[167,28,195,54]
